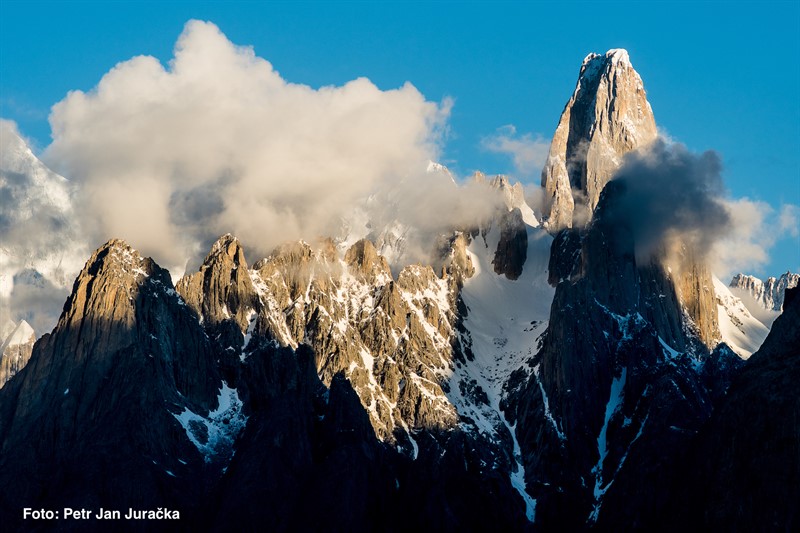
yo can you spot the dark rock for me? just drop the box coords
[664,286,800,531]
[0,239,224,532]
[492,208,528,280]
[547,228,583,286]
[510,180,734,529]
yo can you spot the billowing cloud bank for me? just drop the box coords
[45,20,454,269]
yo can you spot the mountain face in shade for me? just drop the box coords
[541,49,657,232]
[664,286,800,532]
[0,239,229,531]
[0,48,796,532]
[507,180,738,530]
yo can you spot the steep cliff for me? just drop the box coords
[0,240,230,531]
[541,49,657,231]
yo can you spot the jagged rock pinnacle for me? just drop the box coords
[541,48,657,232]
[177,234,260,334]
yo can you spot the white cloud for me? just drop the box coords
[44,20,453,269]
[481,125,550,178]
[1,119,88,334]
[711,198,800,280]
[779,204,799,238]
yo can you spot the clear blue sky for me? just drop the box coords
[1,1,798,275]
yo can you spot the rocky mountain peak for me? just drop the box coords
[58,239,169,331]
[730,271,799,313]
[470,171,540,228]
[177,234,260,336]
[583,48,630,69]
[344,238,391,283]
[86,238,145,270]
[541,48,657,232]
[0,238,228,526]
[207,233,245,262]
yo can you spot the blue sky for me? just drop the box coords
[1,1,798,275]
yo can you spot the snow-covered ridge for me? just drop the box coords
[426,160,456,184]
[606,48,630,65]
[713,276,769,358]
[471,171,540,228]
[581,48,631,75]
[729,272,798,326]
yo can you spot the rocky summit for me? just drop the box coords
[541,49,657,232]
[0,49,797,532]
[730,271,799,312]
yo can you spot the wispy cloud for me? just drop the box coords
[779,204,799,238]
[481,125,550,178]
[711,198,800,279]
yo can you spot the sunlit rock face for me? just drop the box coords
[541,49,657,232]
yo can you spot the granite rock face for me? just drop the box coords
[177,234,261,332]
[491,208,528,280]
[509,181,733,529]
[673,252,722,348]
[541,49,657,231]
[0,239,228,531]
[0,231,535,532]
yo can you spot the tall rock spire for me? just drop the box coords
[541,49,657,232]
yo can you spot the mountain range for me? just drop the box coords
[0,49,797,532]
